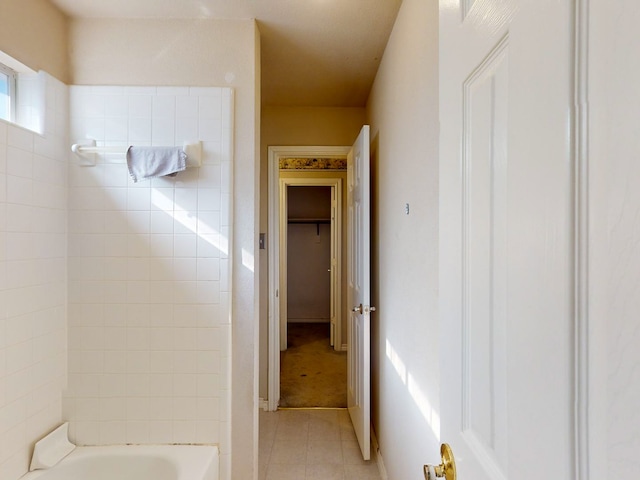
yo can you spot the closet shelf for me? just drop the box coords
[288,218,331,235]
[287,218,331,224]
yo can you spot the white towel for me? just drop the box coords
[126,146,187,183]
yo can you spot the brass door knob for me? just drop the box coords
[424,444,456,480]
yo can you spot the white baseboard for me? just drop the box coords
[258,398,269,411]
[341,343,348,352]
[371,424,388,480]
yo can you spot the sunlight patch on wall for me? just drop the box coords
[152,188,228,256]
[386,339,440,440]
[242,248,254,272]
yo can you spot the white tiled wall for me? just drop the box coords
[16,72,46,135]
[64,86,232,473]
[0,73,68,480]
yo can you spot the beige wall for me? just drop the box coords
[287,186,332,322]
[365,0,440,477]
[261,107,366,150]
[0,0,69,82]
[259,106,364,399]
[287,224,331,322]
[69,18,260,480]
[70,18,253,89]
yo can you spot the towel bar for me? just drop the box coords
[71,139,202,167]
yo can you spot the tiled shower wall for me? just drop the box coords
[0,73,68,480]
[64,86,232,473]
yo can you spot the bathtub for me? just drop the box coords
[21,445,219,480]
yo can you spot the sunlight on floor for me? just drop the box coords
[259,409,382,480]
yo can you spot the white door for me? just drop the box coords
[347,125,371,460]
[439,1,574,479]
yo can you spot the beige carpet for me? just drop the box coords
[279,323,347,408]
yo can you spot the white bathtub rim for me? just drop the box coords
[20,444,220,480]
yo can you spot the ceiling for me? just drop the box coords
[49,0,403,107]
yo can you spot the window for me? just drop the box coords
[0,62,16,122]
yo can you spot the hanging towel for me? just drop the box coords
[126,146,187,183]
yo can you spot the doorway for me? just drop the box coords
[267,146,350,411]
[267,127,372,458]
[279,185,346,407]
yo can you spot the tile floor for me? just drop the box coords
[259,409,383,480]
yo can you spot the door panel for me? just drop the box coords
[462,36,509,477]
[347,125,371,460]
[440,0,574,478]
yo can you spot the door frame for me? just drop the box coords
[267,145,350,411]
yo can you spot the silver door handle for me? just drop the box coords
[352,304,377,314]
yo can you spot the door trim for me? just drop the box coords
[267,145,350,411]
[573,0,594,478]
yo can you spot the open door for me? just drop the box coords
[435,0,575,479]
[347,125,372,460]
